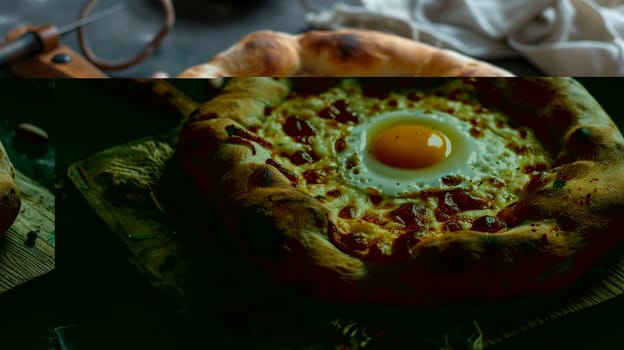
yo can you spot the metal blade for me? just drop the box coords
[57,4,125,36]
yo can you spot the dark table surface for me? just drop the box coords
[0,0,331,77]
[0,0,542,77]
[0,1,623,350]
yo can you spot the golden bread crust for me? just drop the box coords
[0,142,20,236]
[178,77,624,305]
[178,29,513,78]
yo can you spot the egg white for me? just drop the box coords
[341,110,479,196]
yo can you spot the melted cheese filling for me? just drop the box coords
[237,79,552,256]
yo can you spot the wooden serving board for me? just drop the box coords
[67,135,624,349]
[0,171,55,294]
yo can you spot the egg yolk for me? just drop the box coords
[372,124,449,169]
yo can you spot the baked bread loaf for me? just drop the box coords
[179,29,513,78]
[178,77,624,305]
[0,142,20,235]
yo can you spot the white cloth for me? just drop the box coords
[303,0,624,75]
